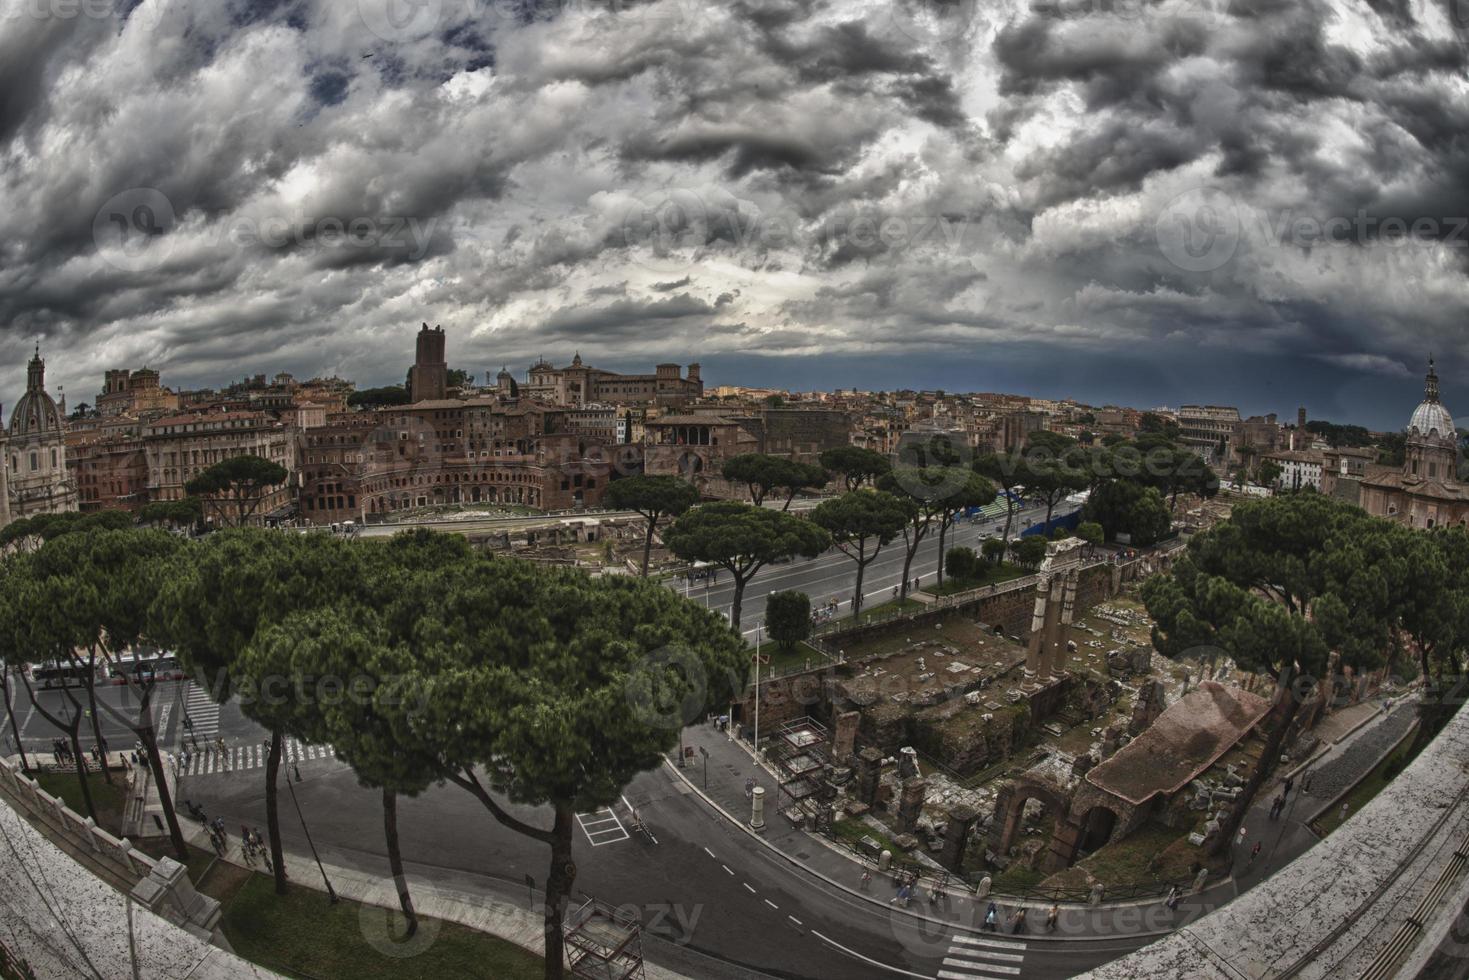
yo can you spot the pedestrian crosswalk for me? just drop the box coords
[182,682,221,739]
[936,934,1027,979]
[177,737,336,777]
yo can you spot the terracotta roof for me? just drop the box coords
[1085,681,1271,805]
[647,414,738,425]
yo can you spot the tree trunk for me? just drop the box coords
[852,554,868,621]
[1002,495,1016,548]
[640,520,655,577]
[541,805,576,980]
[1,671,30,772]
[1207,670,1301,858]
[266,728,288,894]
[936,516,950,588]
[729,576,746,633]
[68,724,96,821]
[81,678,114,786]
[1044,497,1056,529]
[383,787,417,937]
[899,530,918,602]
[138,699,189,862]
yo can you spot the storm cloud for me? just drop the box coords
[0,0,1465,426]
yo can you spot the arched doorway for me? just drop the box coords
[1076,805,1119,856]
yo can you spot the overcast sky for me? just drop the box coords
[2,0,1466,429]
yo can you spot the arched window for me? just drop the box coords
[29,452,37,471]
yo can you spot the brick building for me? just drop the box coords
[519,353,702,407]
[142,410,295,522]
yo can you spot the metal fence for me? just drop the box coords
[818,825,1231,905]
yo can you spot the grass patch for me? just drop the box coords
[32,770,127,835]
[923,563,1030,597]
[990,864,1047,894]
[1040,822,1202,891]
[759,642,831,676]
[830,817,909,856]
[210,870,544,980]
[1311,732,1421,837]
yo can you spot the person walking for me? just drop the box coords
[1283,775,1294,798]
[1165,885,1182,910]
[1249,841,1262,867]
[1009,908,1027,934]
[860,870,871,891]
[1045,905,1059,932]
[1302,771,1314,795]
[984,903,999,932]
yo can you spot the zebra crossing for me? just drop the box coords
[178,737,335,777]
[181,683,221,739]
[936,934,1027,980]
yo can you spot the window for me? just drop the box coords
[29,452,36,471]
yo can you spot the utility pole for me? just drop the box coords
[285,775,337,904]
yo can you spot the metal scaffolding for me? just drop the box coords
[564,898,647,980]
[770,718,834,827]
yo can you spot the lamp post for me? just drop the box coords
[283,753,337,904]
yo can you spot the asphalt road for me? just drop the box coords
[183,751,1156,980]
[666,503,1062,639]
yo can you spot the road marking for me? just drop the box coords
[787,915,802,926]
[950,936,1027,951]
[945,948,1024,963]
[809,931,932,979]
[763,899,778,909]
[937,934,1027,979]
[722,865,732,875]
[742,882,756,894]
[575,808,629,846]
[703,847,716,859]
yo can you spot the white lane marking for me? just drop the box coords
[945,947,1025,963]
[764,899,778,909]
[950,936,1027,951]
[742,882,756,894]
[787,915,802,926]
[722,865,732,875]
[703,847,717,859]
[809,931,932,979]
[938,967,1021,979]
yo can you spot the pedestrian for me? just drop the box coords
[1283,775,1294,798]
[1165,885,1181,910]
[1302,771,1314,795]
[1249,841,1261,867]
[892,585,899,598]
[984,903,998,931]
[1009,908,1027,934]
[744,776,755,799]
[1340,801,1349,821]
[860,870,871,891]
[1236,825,1248,846]
[1045,905,1059,932]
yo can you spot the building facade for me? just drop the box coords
[142,410,295,522]
[406,324,449,402]
[520,354,702,407]
[4,349,79,523]
[1360,359,1469,528]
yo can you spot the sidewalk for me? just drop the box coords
[674,697,1423,941]
[186,823,694,980]
[1230,696,1417,892]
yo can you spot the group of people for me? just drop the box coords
[177,736,232,773]
[809,597,845,625]
[1267,774,1298,821]
[981,901,1059,934]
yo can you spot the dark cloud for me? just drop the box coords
[0,0,1462,430]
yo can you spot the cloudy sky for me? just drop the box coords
[2,0,1466,428]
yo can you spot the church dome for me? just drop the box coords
[1408,357,1455,438]
[9,349,64,438]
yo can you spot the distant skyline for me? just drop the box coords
[26,339,1454,436]
[3,1,1465,439]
